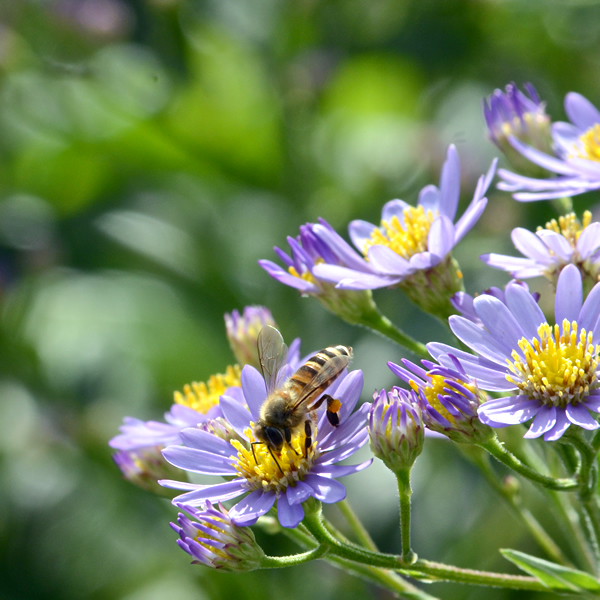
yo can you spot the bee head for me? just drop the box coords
[254,423,285,452]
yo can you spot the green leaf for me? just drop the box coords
[501,549,600,594]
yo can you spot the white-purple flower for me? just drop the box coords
[160,366,372,529]
[483,83,552,178]
[498,92,600,200]
[481,211,600,284]
[428,265,600,441]
[310,145,496,290]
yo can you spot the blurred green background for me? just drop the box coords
[1,1,600,599]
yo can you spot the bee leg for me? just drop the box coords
[321,394,342,427]
[268,446,284,475]
[252,441,284,475]
[304,420,312,457]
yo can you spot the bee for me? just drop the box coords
[252,325,352,472]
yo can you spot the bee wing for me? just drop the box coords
[292,354,350,410]
[257,325,289,395]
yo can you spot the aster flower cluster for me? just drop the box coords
[109,84,600,597]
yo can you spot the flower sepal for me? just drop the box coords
[398,256,465,322]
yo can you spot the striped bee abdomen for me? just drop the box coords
[287,345,353,406]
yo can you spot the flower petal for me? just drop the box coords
[478,396,540,425]
[555,264,583,326]
[178,428,236,457]
[219,395,252,438]
[544,410,571,441]
[564,92,600,130]
[285,481,313,505]
[162,446,237,475]
[565,404,600,430]
[166,479,247,504]
[229,490,276,526]
[523,405,557,439]
[241,365,267,420]
[277,493,304,528]
[304,473,347,503]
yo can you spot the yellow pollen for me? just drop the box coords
[363,206,437,260]
[289,257,325,285]
[507,320,600,407]
[537,211,592,249]
[232,426,316,493]
[193,518,229,558]
[572,124,600,162]
[174,365,241,414]
[409,375,477,424]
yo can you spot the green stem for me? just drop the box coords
[356,307,429,359]
[397,469,416,563]
[481,436,579,491]
[302,501,548,591]
[282,519,435,599]
[260,545,329,568]
[461,445,572,566]
[337,499,379,552]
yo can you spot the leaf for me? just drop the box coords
[501,548,600,594]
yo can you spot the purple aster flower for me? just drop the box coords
[481,211,600,287]
[427,264,600,441]
[171,502,265,571]
[160,366,372,528]
[497,92,600,200]
[483,83,552,177]
[368,387,424,472]
[388,356,494,443]
[451,281,540,327]
[225,306,278,371]
[259,221,380,325]
[310,145,496,292]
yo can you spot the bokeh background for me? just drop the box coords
[2,1,600,599]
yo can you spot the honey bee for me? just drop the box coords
[252,325,352,472]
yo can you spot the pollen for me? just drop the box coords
[363,206,437,260]
[573,124,600,162]
[537,211,592,250]
[174,365,242,414]
[232,425,316,493]
[507,321,600,407]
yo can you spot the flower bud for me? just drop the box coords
[172,502,265,572]
[368,387,424,473]
[225,306,277,370]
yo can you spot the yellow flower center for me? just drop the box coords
[408,374,477,424]
[174,365,242,414]
[363,206,437,260]
[232,425,316,493]
[573,124,600,162]
[507,321,600,407]
[538,211,592,250]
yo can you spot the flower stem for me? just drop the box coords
[480,435,579,491]
[301,501,548,591]
[337,499,379,552]
[397,469,416,564]
[260,545,329,568]
[282,518,435,599]
[356,306,429,359]
[551,196,573,215]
